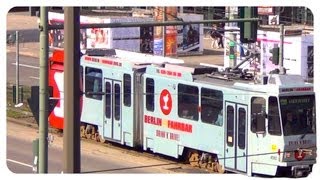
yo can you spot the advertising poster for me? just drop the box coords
[177,13,203,55]
[86,28,110,49]
[268,15,279,25]
[48,20,64,48]
[48,12,88,51]
[153,7,178,56]
[140,26,154,54]
[48,12,64,48]
[86,18,111,49]
[182,24,200,50]
[49,12,154,53]
[165,7,178,57]
[153,7,163,56]
[153,38,163,56]
[258,6,274,15]
[165,26,177,56]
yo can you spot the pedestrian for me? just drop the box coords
[217,23,225,49]
[210,25,219,49]
[187,25,195,45]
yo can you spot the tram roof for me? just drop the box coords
[159,62,314,94]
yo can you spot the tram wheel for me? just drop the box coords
[188,151,200,167]
[85,125,92,139]
[98,135,106,143]
[80,125,86,138]
[213,162,225,173]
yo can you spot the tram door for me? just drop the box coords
[104,79,122,141]
[225,102,248,173]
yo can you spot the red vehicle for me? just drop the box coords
[48,49,65,130]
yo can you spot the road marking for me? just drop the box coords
[7,158,33,168]
[29,76,40,80]
[11,63,39,69]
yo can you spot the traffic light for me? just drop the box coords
[269,47,280,65]
[229,41,235,60]
[238,7,258,43]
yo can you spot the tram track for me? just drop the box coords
[7,116,212,174]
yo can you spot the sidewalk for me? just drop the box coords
[6,11,40,58]
[6,11,225,66]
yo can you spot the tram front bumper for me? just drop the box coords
[291,165,311,178]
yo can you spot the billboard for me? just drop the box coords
[177,13,204,55]
[153,7,178,56]
[258,6,274,15]
[48,12,91,52]
[48,12,153,53]
[86,18,110,49]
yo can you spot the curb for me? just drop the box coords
[7,49,39,58]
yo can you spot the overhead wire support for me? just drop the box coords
[47,18,259,30]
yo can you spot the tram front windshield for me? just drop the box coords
[280,95,316,136]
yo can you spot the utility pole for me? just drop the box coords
[229,34,237,68]
[279,24,285,74]
[179,6,183,13]
[15,30,20,105]
[38,6,48,173]
[63,7,81,173]
[304,7,308,25]
[227,7,238,68]
[162,7,166,57]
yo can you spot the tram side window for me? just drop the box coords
[105,82,111,118]
[80,66,83,93]
[226,105,234,147]
[268,96,281,136]
[123,74,131,107]
[238,108,246,149]
[251,97,266,133]
[85,67,102,100]
[201,88,223,126]
[146,78,154,111]
[114,84,121,120]
[178,84,199,121]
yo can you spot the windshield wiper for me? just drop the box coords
[300,129,313,139]
[300,133,307,139]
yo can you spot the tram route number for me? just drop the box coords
[156,130,180,141]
